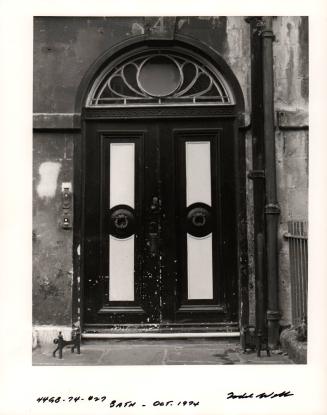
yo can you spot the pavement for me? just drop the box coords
[33,338,294,365]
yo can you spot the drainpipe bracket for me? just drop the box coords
[264,203,280,215]
[267,310,281,321]
[261,30,276,41]
[248,170,265,180]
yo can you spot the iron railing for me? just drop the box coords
[284,221,308,331]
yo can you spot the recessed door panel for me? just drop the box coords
[187,234,213,299]
[109,235,134,301]
[186,141,212,206]
[109,142,135,208]
[108,142,135,302]
[185,140,214,301]
[84,128,148,324]
[173,129,226,322]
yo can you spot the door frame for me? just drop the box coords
[73,36,248,333]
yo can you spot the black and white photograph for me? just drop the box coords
[1,2,327,415]
[31,16,308,365]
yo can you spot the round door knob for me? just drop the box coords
[114,214,129,229]
[192,211,206,227]
[109,205,135,238]
[186,203,212,237]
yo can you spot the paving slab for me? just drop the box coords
[33,339,295,366]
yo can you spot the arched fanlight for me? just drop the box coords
[87,49,234,107]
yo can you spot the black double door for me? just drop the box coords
[83,117,238,328]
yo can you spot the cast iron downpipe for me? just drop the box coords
[245,16,267,354]
[261,17,281,348]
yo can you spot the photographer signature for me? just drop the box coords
[227,391,294,399]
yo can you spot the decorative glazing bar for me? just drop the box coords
[87,51,233,107]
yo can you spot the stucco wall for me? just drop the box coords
[33,132,76,325]
[273,16,308,325]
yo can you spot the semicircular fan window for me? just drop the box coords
[87,51,234,106]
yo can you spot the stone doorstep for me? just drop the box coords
[280,328,307,364]
[32,325,240,348]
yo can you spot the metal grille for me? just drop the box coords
[87,50,233,107]
[285,221,308,327]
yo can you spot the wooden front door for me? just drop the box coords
[83,117,238,330]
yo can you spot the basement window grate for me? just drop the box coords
[284,221,308,335]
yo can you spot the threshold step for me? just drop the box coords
[83,322,239,333]
[82,332,240,339]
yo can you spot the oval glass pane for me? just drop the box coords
[138,56,181,97]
